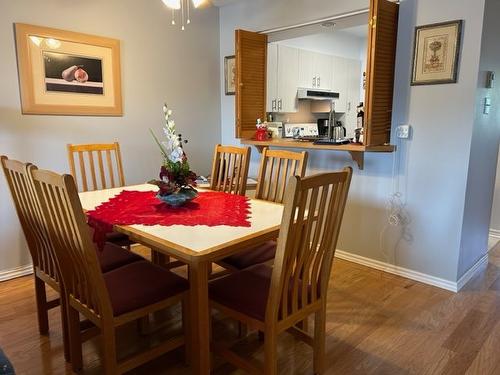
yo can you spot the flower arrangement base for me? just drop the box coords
[255,128,268,141]
[156,188,199,207]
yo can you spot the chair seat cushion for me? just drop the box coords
[221,241,277,270]
[209,263,272,321]
[104,260,189,316]
[96,242,144,273]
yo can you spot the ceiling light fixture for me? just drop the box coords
[163,0,205,30]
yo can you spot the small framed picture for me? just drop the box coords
[224,55,236,95]
[411,20,463,85]
[14,23,122,116]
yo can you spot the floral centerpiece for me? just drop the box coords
[149,104,198,206]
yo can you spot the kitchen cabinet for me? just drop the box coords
[298,50,332,90]
[267,44,299,113]
[331,56,348,113]
[314,53,333,90]
[266,43,278,113]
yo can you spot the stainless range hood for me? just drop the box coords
[297,88,340,100]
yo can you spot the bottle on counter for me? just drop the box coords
[357,102,364,129]
[355,102,364,144]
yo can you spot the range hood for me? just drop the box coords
[297,88,339,101]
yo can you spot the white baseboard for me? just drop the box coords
[490,229,500,239]
[456,253,489,291]
[334,249,487,293]
[0,264,33,282]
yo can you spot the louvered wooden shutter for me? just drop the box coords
[364,0,399,146]
[235,30,268,138]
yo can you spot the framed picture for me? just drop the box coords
[14,23,122,116]
[224,55,236,95]
[411,20,463,85]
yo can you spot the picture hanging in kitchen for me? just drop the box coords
[411,20,463,85]
[224,55,236,95]
[14,23,122,116]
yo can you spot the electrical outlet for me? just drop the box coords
[396,125,410,139]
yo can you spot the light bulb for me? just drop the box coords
[192,0,204,8]
[162,0,180,9]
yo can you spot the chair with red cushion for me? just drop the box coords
[1,156,143,362]
[209,169,352,374]
[28,165,189,374]
[217,148,308,271]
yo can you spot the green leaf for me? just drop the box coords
[149,128,169,160]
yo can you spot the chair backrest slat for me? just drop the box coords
[29,166,112,319]
[255,148,308,203]
[67,142,125,192]
[1,156,59,284]
[266,168,352,323]
[210,144,251,196]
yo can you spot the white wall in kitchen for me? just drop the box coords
[218,0,488,287]
[0,0,221,276]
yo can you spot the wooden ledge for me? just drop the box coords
[240,138,396,170]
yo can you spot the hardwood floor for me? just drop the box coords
[1,243,500,374]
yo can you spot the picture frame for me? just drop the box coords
[411,20,463,86]
[224,55,236,95]
[14,23,122,116]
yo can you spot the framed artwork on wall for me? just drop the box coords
[14,23,122,116]
[224,55,236,95]
[411,20,463,85]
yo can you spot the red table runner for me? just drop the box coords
[86,190,251,247]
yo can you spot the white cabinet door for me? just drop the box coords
[266,43,278,112]
[345,59,362,137]
[277,45,299,113]
[331,56,348,113]
[298,49,315,88]
[314,53,333,90]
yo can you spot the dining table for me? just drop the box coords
[79,183,284,374]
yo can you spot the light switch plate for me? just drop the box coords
[484,97,491,115]
[396,125,410,139]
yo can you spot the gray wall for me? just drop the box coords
[0,0,221,272]
[459,0,500,276]
[219,0,485,282]
[491,151,500,234]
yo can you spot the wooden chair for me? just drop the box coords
[1,156,145,364]
[209,168,353,374]
[217,148,308,272]
[255,148,308,203]
[0,156,68,358]
[210,144,251,196]
[67,142,125,192]
[28,166,189,374]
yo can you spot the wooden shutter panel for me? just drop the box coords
[364,0,399,146]
[235,29,268,139]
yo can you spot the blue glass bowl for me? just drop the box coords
[156,188,199,207]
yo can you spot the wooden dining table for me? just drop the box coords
[79,183,284,374]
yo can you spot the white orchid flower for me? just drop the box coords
[168,146,184,163]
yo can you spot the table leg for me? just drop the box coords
[189,260,211,374]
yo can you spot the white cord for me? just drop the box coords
[380,135,413,264]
